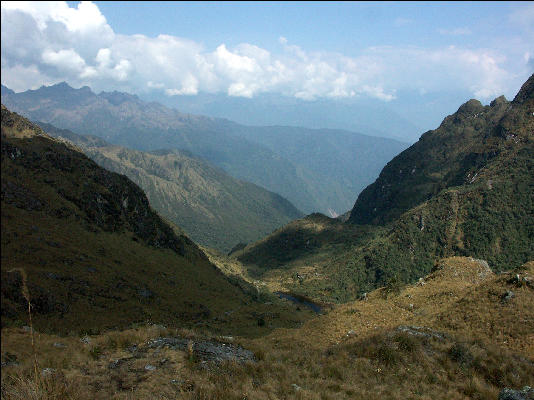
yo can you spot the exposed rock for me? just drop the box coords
[501,291,515,302]
[138,287,155,299]
[498,386,534,400]
[396,325,447,341]
[147,337,255,364]
[41,368,57,377]
[144,364,156,371]
[1,352,19,367]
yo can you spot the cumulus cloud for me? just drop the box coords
[0,1,530,102]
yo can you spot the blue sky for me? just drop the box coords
[2,1,533,133]
[91,2,520,53]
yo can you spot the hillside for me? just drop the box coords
[1,105,312,336]
[233,74,534,303]
[2,257,532,399]
[35,123,303,252]
[349,76,533,226]
[1,83,407,214]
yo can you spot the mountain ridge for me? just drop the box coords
[1,82,408,214]
[1,105,312,335]
[230,74,534,303]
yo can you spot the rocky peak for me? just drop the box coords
[490,95,508,107]
[456,99,484,115]
[99,90,141,106]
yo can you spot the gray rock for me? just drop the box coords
[501,291,515,302]
[138,287,155,299]
[148,337,255,363]
[53,342,66,348]
[396,325,446,340]
[144,364,156,371]
[498,386,534,400]
[80,335,91,344]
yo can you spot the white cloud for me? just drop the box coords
[1,1,530,102]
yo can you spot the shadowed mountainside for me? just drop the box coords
[1,105,312,335]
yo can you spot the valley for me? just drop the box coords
[1,72,533,400]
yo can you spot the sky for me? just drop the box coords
[1,1,533,119]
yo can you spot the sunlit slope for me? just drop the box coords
[235,75,534,303]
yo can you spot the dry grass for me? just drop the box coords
[2,257,533,399]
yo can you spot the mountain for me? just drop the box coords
[36,122,303,252]
[232,74,534,302]
[0,105,311,335]
[229,125,408,216]
[149,91,421,142]
[1,83,408,214]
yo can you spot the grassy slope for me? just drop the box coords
[234,75,534,303]
[36,123,303,252]
[2,257,532,399]
[1,105,313,337]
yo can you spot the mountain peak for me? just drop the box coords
[490,95,508,107]
[457,98,484,115]
[99,90,141,106]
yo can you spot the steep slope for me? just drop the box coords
[1,83,407,214]
[349,74,533,225]
[234,75,534,302]
[35,123,303,252]
[1,105,311,335]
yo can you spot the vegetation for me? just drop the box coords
[2,258,533,399]
[1,75,533,399]
[233,75,534,303]
[1,105,313,335]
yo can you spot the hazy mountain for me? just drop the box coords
[1,83,408,214]
[36,122,303,252]
[148,91,421,142]
[234,74,534,303]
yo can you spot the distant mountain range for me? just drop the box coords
[148,91,421,142]
[36,122,303,252]
[1,83,408,215]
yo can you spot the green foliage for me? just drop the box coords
[237,76,534,303]
[1,107,311,336]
